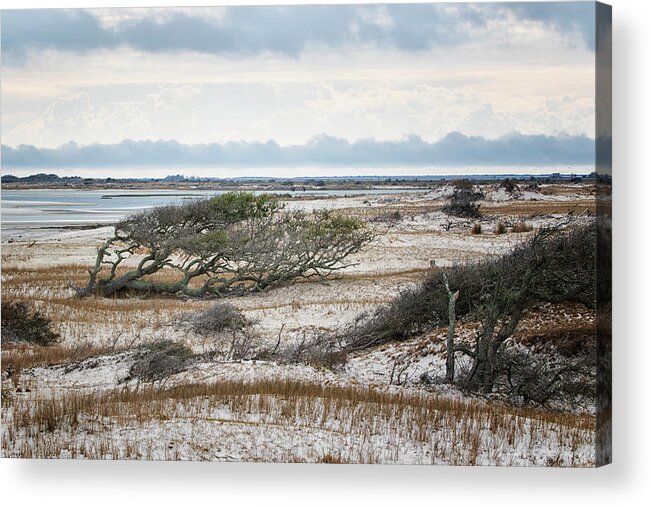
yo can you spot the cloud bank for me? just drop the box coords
[1,132,595,169]
[1,3,596,64]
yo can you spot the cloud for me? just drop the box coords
[455,103,515,138]
[3,78,595,149]
[1,132,594,169]
[4,86,203,147]
[1,3,595,64]
[0,9,114,64]
[510,1,596,50]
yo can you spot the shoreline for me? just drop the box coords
[0,188,430,242]
[1,182,434,192]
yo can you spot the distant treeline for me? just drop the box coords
[0,172,606,187]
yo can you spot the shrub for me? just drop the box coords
[188,303,247,336]
[493,345,595,408]
[500,178,519,193]
[344,262,474,350]
[512,222,533,233]
[184,303,261,360]
[345,224,597,351]
[471,223,482,235]
[347,224,598,395]
[451,179,474,190]
[494,222,507,234]
[1,300,59,346]
[318,453,347,464]
[441,187,484,218]
[371,211,402,223]
[127,340,194,384]
[279,333,347,371]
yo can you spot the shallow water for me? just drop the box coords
[0,187,423,234]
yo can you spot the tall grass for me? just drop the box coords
[1,343,121,378]
[512,222,534,233]
[3,378,595,465]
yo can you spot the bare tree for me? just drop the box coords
[442,272,459,382]
[73,192,373,298]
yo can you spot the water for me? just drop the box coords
[1,187,424,233]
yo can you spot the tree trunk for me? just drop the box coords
[464,296,526,393]
[465,345,494,393]
[464,310,498,393]
[442,273,459,382]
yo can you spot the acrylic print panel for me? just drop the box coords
[0,2,611,466]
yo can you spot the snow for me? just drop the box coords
[1,184,599,465]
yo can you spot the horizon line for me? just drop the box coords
[1,170,598,181]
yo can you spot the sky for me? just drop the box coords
[0,2,599,178]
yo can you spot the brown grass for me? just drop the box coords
[482,200,596,216]
[511,222,534,233]
[337,267,430,282]
[318,453,349,464]
[244,296,391,312]
[539,185,596,197]
[1,264,211,337]
[3,378,595,464]
[338,204,443,219]
[1,262,214,291]
[1,342,124,377]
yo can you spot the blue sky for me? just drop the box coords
[0,2,598,176]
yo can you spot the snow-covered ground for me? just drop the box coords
[1,184,598,465]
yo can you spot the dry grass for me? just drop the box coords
[318,453,349,464]
[1,264,212,345]
[2,378,595,465]
[337,204,443,219]
[482,200,596,216]
[1,262,215,291]
[1,342,122,378]
[511,222,534,233]
[1,261,401,344]
[1,263,90,289]
[243,296,391,312]
[337,267,430,282]
[539,185,596,197]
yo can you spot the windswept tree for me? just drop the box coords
[415,225,595,395]
[459,225,596,393]
[74,192,373,298]
[441,180,484,218]
[346,222,597,399]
